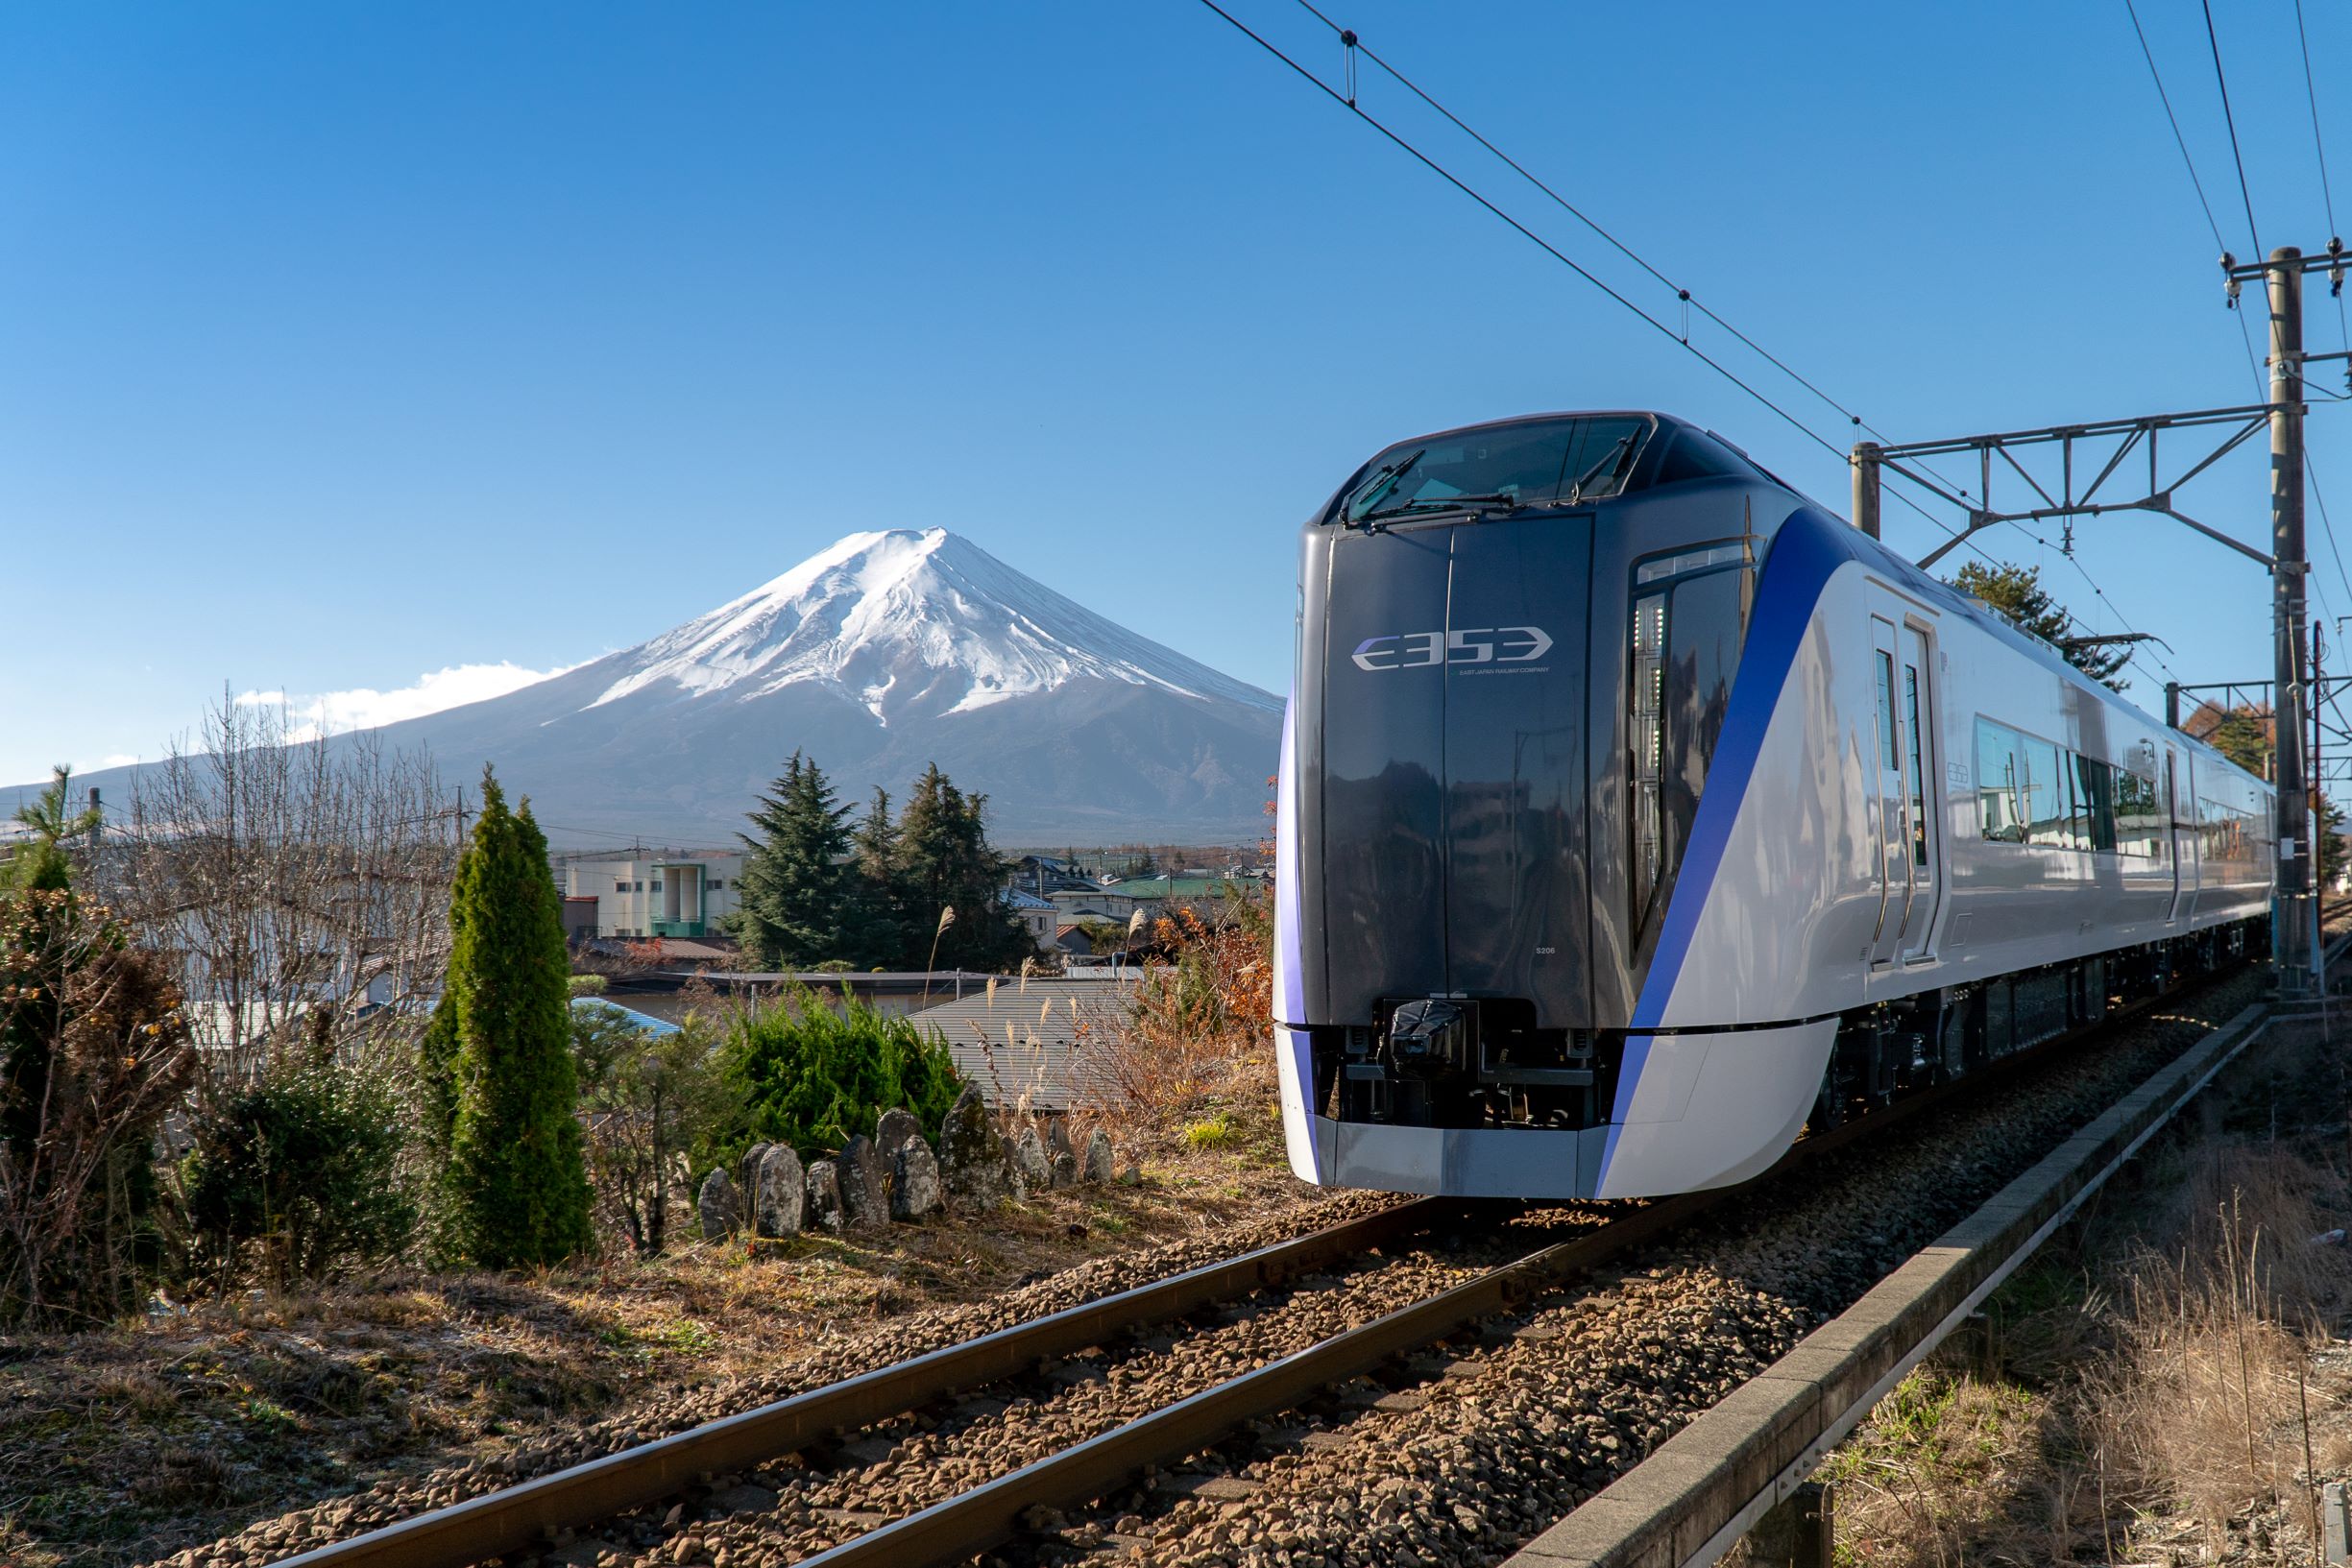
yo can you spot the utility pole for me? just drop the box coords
[1850,442,1881,542]
[2314,622,2327,986]
[2264,249,2315,995]
[1852,238,2345,998]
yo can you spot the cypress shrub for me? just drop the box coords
[721,985,963,1156]
[428,768,594,1267]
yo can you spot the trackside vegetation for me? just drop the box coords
[420,768,594,1268]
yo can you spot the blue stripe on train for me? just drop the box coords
[1599,507,1859,1184]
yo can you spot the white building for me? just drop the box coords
[564,852,745,938]
[1003,886,1057,946]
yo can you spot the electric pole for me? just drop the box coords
[1851,442,1882,542]
[1848,239,2345,997]
[2264,248,2314,994]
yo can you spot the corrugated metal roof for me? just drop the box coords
[907,975,1147,1110]
[1103,876,1245,899]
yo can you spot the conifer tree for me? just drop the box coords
[731,754,857,969]
[850,786,908,965]
[1949,561,2129,691]
[426,767,593,1267]
[892,764,1034,971]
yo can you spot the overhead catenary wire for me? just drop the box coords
[2291,0,2351,354]
[1199,0,2176,684]
[1286,0,1880,445]
[2200,0,2264,263]
[2120,0,2269,400]
[1188,0,1853,471]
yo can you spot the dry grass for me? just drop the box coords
[2085,1144,2352,1558]
[1827,1016,2352,1567]
[0,1101,1317,1568]
[1084,904,1274,1131]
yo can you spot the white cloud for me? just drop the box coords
[236,662,581,742]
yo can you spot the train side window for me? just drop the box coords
[1974,717,2027,842]
[1628,557,1753,943]
[2076,756,2117,852]
[2115,767,2161,856]
[2025,738,2067,847]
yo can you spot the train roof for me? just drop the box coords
[1318,411,1801,525]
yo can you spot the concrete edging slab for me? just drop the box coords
[1505,1002,2275,1568]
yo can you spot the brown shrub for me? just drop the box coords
[1085,900,1273,1129]
[2083,1146,2352,1551]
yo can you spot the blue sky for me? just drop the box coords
[5,1,2350,785]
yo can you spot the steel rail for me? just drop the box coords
[794,1189,1720,1568]
[269,1195,1458,1568]
[793,962,2254,1568]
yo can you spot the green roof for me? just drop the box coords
[1109,876,1242,898]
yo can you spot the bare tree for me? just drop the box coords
[100,691,464,1093]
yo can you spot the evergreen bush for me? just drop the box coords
[421,768,594,1268]
[181,1057,418,1286]
[721,986,963,1156]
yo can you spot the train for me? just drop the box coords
[1272,410,2274,1200]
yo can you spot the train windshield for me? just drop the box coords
[1341,415,1655,524]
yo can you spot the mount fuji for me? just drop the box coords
[50,530,1288,846]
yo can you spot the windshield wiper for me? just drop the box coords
[1358,492,1524,524]
[1564,434,1638,505]
[1343,448,1425,526]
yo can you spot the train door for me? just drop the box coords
[2166,749,2192,924]
[1867,615,1910,966]
[1896,622,1942,960]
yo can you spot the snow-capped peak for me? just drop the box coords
[590,528,1279,723]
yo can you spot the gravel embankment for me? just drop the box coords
[158,1190,1409,1567]
[1061,973,2267,1568]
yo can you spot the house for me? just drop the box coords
[1103,876,1253,928]
[563,852,745,938]
[1003,886,1057,946]
[1006,855,1103,898]
[1049,886,1138,922]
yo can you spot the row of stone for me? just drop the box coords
[696,1086,1117,1242]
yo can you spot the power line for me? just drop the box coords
[2291,0,2352,356]
[2199,0,2264,259]
[2120,0,2269,399]
[2123,0,2232,255]
[1192,0,1855,470]
[1200,0,2178,678]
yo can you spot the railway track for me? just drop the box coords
[256,961,2262,1568]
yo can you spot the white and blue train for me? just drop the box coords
[1273,411,2274,1200]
